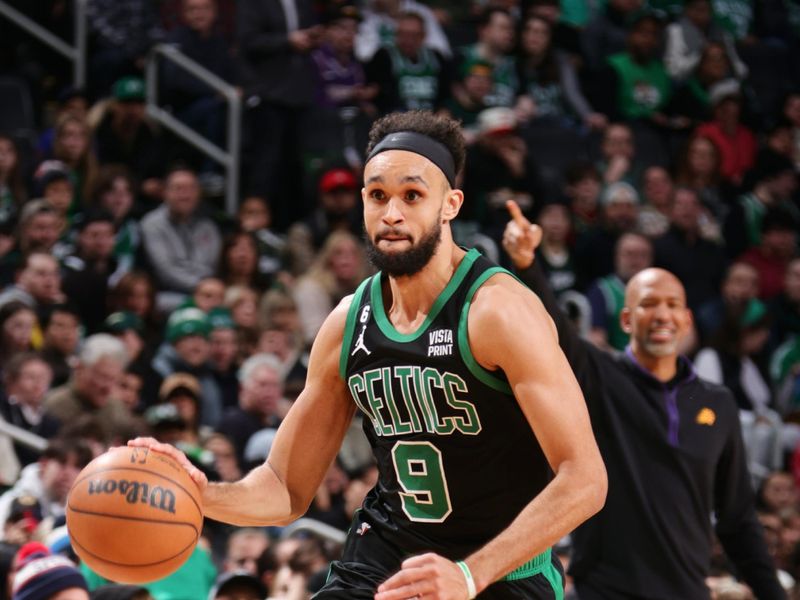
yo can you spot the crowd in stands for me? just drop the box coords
[1,0,800,598]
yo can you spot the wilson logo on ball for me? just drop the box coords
[87,479,177,514]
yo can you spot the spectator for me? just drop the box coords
[0,136,26,231]
[455,8,518,108]
[783,91,800,170]
[671,43,741,125]
[355,0,451,63]
[598,12,672,125]
[637,165,674,237]
[190,277,225,313]
[653,186,727,312]
[0,354,59,468]
[0,439,92,539]
[563,161,602,234]
[93,78,166,203]
[152,372,207,450]
[140,167,222,309]
[60,210,118,334]
[696,261,760,345]
[462,107,543,241]
[37,88,90,159]
[256,326,307,400]
[202,434,241,484]
[32,162,74,245]
[39,304,81,387]
[664,0,747,82]
[738,207,799,301]
[292,231,369,346]
[770,258,800,349]
[696,81,758,187]
[103,311,147,374]
[209,571,265,600]
[223,286,259,335]
[217,231,269,293]
[596,122,639,186]
[294,165,362,251]
[574,182,641,289]
[580,0,644,73]
[236,0,322,228]
[85,0,164,99]
[163,0,237,175]
[586,232,653,351]
[724,150,799,259]
[694,299,784,480]
[50,113,97,209]
[107,271,162,352]
[0,252,64,313]
[311,5,377,112]
[236,196,286,286]
[89,166,140,283]
[305,461,351,531]
[0,203,62,287]
[223,529,269,575]
[149,307,223,427]
[675,133,731,221]
[534,201,578,298]
[515,15,606,130]
[0,303,37,372]
[441,58,494,135]
[216,353,286,470]
[365,11,449,114]
[11,553,89,600]
[43,334,131,442]
[207,307,239,410]
[526,0,582,56]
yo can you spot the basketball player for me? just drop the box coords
[502,201,785,599]
[131,111,607,599]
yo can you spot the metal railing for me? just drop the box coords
[0,418,48,452]
[0,0,87,88]
[281,517,347,545]
[146,43,241,215]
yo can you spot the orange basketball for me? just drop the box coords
[66,446,203,583]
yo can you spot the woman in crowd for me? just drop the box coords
[51,112,98,208]
[0,135,27,229]
[0,301,37,372]
[515,15,606,130]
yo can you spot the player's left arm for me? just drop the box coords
[376,274,607,600]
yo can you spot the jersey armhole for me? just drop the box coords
[457,267,514,395]
[339,277,372,380]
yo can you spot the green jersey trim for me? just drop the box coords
[500,548,554,582]
[457,266,513,395]
[339,278,372,379]
[370,248,481,342]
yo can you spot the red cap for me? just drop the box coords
[13,542,51,570]
[319,168,357,193]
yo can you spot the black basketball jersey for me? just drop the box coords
[340,249,553,562]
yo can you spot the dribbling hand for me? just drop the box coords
[502,200,542,270]
[374,553,474,600]
[127,437,208,492]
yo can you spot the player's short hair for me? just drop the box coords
[366,111,466,181]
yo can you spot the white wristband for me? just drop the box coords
[456,560,477,599]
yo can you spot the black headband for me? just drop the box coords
[366,131,457,188]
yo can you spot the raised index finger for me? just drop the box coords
[506,199,530,229]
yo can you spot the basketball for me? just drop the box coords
[66,446,203,584]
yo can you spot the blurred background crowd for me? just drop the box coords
[1,0,800,598]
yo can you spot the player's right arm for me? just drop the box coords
[129,297,357,527]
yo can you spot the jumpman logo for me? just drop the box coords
[352,324,371,356]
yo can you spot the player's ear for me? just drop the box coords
[442,189,464,222]
[620,307,633,334]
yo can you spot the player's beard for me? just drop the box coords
[365,219,442,277]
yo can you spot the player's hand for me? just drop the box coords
[127,437,208,492]
[375,553,474,600]
[502,199,542,270]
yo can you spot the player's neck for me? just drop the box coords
[384,242,466,334]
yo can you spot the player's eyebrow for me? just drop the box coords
[400,175,429,188]
[365,175,384,185]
